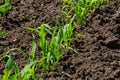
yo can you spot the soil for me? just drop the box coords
[0,0,120,80]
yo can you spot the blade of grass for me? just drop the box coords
[30,34,36,61]
[20,61,36,80]
[9,63,20,80]
[2,55,13,80]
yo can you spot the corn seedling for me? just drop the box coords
[0,55,19,80]
[0,48,25,80]
[0,42,38,80]
[62,0,110,24]
[0,55,39,80]
[27,22,74,71]
[20,36,38,80]
[0,0,12,16]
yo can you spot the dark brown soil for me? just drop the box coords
[0,0,120,80]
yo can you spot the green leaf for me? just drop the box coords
[0,0,12,16]
[9,63,19,80]
[30,34,36,60]
[21,62,35,79]
[2,55,13,80]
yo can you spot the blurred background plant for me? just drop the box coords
[0,0,12,16]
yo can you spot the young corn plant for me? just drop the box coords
[20,35,38,80]
[0,0,12,16]
[1,55,19,80]
[1,57,37,80]
[0,48,25,80]
[0,37,38,80]
[62,0,110,24]
[0,49,22,80]
[27,22,74,71]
